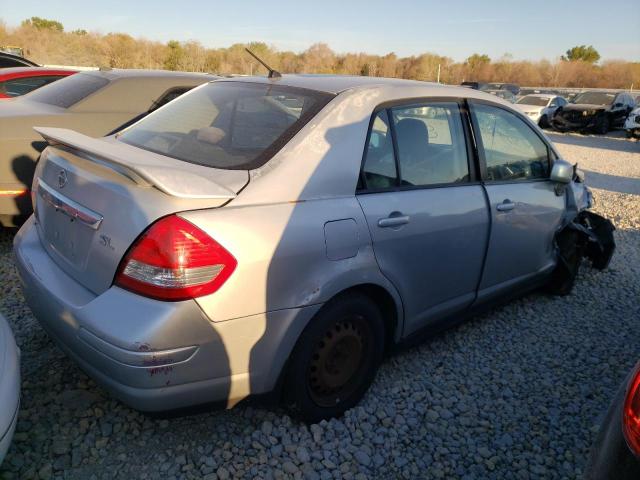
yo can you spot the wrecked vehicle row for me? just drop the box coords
[550,90,636,134]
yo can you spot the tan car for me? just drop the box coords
[0,69,216,226]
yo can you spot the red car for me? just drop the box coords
[0,67,77,99]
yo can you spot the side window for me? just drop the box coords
[390,102,469,186]
[361,110,398,190]
[471,103,550,182]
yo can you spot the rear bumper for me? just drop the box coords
[14,216,320,411]
[0,314,20,466]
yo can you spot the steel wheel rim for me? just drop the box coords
[307,314,371,408]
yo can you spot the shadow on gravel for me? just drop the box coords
[582,170,640,195]
[547,131,640,154]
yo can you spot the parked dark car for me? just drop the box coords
[585,361,640,479]
[0,69,215,227]
[461,81,489,90]
[551,91,635,134]
[0,67,77,99]
[0,52,39,68]
[461,82,520,96]
[487,82,520,95]
[485,89,516,103]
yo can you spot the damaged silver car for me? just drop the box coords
[14,76,614,421]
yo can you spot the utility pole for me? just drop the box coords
[437,64,441,83]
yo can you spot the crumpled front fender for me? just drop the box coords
[566,210,616,270]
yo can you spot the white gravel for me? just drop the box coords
[0,131,638,480]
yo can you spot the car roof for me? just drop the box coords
[521,93,555,98]
[0,52,39,67]
[81,68,216,81]
[214,74,483,97]
[0,66,77,77]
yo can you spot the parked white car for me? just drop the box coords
[0,313,19,465]
[624,106,640,139]
[516,94,567,128]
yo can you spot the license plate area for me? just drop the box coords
[36,179,103,268]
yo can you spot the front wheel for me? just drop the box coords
[284,293,384,422]
[545,230,583,296]
[539,114,549,129]
[595,115,610,135]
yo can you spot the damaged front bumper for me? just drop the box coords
[552,114,598,131]
[566,179,615,270]
[547,178,616,295]
[568,210,616,270]
[624,110,640,138]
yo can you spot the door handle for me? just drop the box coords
[378,215,410,228]
[496,200,515,212]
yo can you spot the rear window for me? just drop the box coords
[117,81,334,170]
[26,72,109,108]
[0,75,65,97]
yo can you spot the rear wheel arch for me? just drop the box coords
[272,282,402,405]
[335,283,401,351]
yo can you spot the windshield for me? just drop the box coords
[516,96,549,107]
[26,72,109,108]
[118,81,334,170]
[572,92,615,106]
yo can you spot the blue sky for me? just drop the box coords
[1,0,638,61]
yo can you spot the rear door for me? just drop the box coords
[357,100,489,336]
[468,101,565,302]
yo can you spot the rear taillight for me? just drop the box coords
[115,215,236,301]
[623,362,640,457]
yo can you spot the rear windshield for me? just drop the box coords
[571,92,615,106]
[117,81,334,170]
[26,72,109,108]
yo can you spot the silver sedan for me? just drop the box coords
[14,76,614,422]
[0,313,19,465]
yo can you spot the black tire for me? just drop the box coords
[545,230,583,296]
[539,114,549,129]
[284,292,384,422]
[595,115,610,135]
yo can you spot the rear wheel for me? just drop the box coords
[284,293,384,422]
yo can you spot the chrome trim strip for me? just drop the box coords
[37,179,103,230]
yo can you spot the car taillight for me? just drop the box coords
[115,215,236,301]
[623,362,640,457]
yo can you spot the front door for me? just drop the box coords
[468,101,565,302]
[357,101,489,336]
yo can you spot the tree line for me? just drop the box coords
[1,18,638,89]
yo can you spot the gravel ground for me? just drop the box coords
[1,131,639,480]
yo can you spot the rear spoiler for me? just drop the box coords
[34,127,240,200]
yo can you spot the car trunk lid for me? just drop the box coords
[32,127,248,295]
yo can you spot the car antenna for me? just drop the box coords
[245,48,282,78]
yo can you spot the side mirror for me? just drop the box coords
[550,159,573,184]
